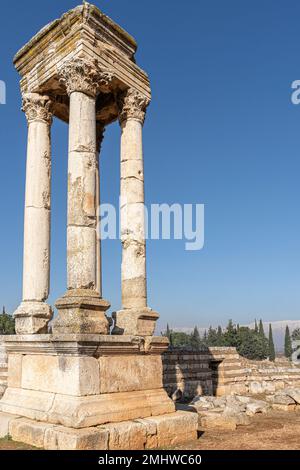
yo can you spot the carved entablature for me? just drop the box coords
[22,93,54,125]
[118,88,150,125]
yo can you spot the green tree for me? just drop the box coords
[164,324,173,346]
[0,308,15,335]
[284,326,292,359]
[217,326,224,346]
[223,320,238,347]
[165,324,171,339]
[258,319,265,338]
[268,324,275,361]
[190,326,201,349]
[235,322,268,360]
[258,319,268,357]
[254,319,258,334]
[202,330,208,346]
[170,332,191,348]
[207,326,219,346]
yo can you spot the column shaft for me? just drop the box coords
[67,91,97,291]
[14,93,53,335]
[54,57,110,335]
[120,118,147,309]
[113,88,159,336]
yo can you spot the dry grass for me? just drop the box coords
[0,436,38,451]
[175,410,300,450]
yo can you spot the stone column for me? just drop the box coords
[14,93,54,334]
[54,58,111,334]
[113,89,159,336]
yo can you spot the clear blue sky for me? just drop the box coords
[0,0,300,330]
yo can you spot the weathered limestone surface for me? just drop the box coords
[0,341,8,398]
[0,411,198,450]
[99,355,163,393]
[53,58,111,335]
[14,93,54,335]
[113,89,158,337]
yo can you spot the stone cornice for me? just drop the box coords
[22,93,53,125]
[2,334,169,357]
[58,58,114,98]
[118,88,150,125]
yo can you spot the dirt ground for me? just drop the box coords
[176,410,300,450]
[0,437,37,450]
[0,410,299,450]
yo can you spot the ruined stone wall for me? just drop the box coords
[163,347,300,399]
[0,338,8,398]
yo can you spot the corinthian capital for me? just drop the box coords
[22,93,53,125]
[118,89,150,125]
[58,58,114,98]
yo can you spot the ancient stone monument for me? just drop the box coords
[0,4,197,449]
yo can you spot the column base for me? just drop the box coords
[14,302,53,335]
[53,289,110,334]
[112,308,159,336]
[0,334,197,449]
[0,410,198,450]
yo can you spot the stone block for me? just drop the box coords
[199,411,237,430]
[105,421,147,450]
[7,354,23,388]
[9,418,54,449]
[137,417,158,449]
[272,404,296,412]
[48,388,174,428]
[0,412,20,438]
[44,426,109,450]
[142,411,198,447]
[21,355,100,396]
[99,355,162,393]
[0,387,54,422]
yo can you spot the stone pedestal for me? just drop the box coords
[54,289,110,335]
[0,334,198,449]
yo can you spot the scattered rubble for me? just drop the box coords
[191,389,300,430]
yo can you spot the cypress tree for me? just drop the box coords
[284,325,292,359]
[191,326,201,349]
[268,324,275,361]
[257,319,268,359]
[217,326,223,346]
[259,319,265,338]
[254,319,258,334]
[224,319,238,347]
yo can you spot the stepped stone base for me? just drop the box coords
[0,410,198,450]
[0,334,198,449]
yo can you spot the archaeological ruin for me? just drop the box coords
[0,3,199,449]
[1,3,300,450]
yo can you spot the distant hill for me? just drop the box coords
[172,320,300,352]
